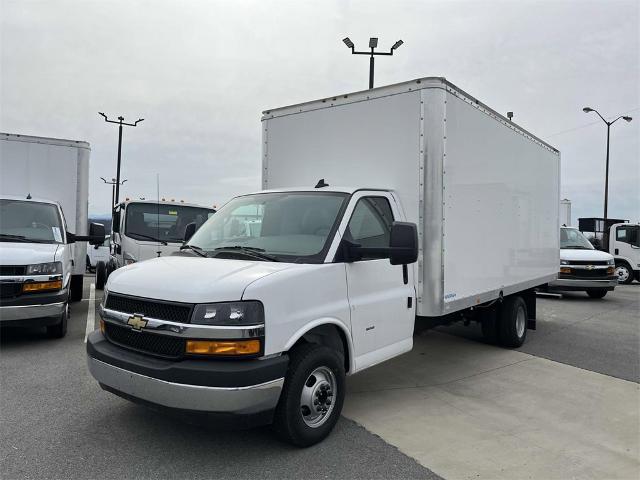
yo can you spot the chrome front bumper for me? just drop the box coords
[87,356,284,414]
[0,302,66,322]
[549,277,618,289]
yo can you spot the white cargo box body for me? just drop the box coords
[0,133,91,276]
[262,77,560,317]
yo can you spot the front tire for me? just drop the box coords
[46,303,68,339]
[587,289,608,299]
[615,262,633,284]
[273,344,345,447]
[69,274,83,302]
[96,261,107,290]
[498,296,527,348]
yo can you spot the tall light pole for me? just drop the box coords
[582,107,633,226]
[342,37,403,89]
[98,113,143,205]
[100,177,127,209]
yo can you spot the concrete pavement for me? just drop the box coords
[343,329,639,480]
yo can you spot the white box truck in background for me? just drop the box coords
[87,77,560,446]
[0,133,100,302]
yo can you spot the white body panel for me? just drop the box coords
[0,133,90,276]
[560,199,572,227]
[262,77,560,317]
[610,223,640,273]
[87,237,109,268]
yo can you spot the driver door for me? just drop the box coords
[339,192,415,372]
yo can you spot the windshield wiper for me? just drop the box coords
[179,244,207,257]
[0,234,51,243]
[214,245,279,262]
[562,245,589,249]
[128,232,168,245]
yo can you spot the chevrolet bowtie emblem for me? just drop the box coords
[586,265,595,270]
[127,314,147,331]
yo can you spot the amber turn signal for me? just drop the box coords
[22,279,63,292]
[186,339,261,356]
[559,267,571,274]
[100,319,106,334]
[607,266,615,275]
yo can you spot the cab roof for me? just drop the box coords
[0,194,59,205]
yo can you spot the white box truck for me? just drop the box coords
[87,77,560,446]
[1,133,105,336]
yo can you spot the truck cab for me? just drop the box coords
[0,195,104,337]
[97,200,215,288]
[608,223,639,284]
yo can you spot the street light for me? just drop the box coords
[342,36,404,89]
[98,113,143,205]
[582,107,633,227]
[100,177,127,210]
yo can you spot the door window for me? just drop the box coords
[346,197,394,259]
[616,226,639,247]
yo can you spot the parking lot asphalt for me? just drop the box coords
[1,279,638,479]
[0,276,439,480]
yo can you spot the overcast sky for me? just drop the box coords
[1,0,638,223]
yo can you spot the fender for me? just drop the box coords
[283,317,356,374]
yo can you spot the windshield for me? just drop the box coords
[0,199,64,243]
[560,228,594,250]
[125,202,215,243]
[187,192,348,263]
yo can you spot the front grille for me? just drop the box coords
[568,260,609,266]
[105,293,193,323]
[104,322,185,358]
[565,269,611,279]
[0,265,26,276]
[0,283,22,299]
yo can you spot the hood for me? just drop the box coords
[0,242,59,266]
[125,239,186,263]
[560,248,613,262]
[107,255,296,303]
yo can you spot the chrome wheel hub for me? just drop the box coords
[300,366,336,428]
[516,305,526,338]
[615,265,630,283]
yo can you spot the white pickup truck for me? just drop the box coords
[87,78,560,446]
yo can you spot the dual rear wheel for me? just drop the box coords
[481,295,528,348]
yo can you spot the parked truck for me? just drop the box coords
[97,199,216,289]
[579,217,639,284]
[1,133,105,336]
[87,77,560,446]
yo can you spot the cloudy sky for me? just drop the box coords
[1,0,638,223]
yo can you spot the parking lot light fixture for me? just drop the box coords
[582,106,633,226]
[342,36,404,89]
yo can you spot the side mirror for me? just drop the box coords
[70,223,106,245]
[340,221,419,265]
[388,222,418,265]
[184,222,197,242]
[112,210,121,233]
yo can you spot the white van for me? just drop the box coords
[0,195,104,337]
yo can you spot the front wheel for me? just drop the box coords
[46,303,68,339]
[272,344,345,447]
[96,261,107,290]
[615,263,633,285]
[587,289,608,299]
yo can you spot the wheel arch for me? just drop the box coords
[284,319,354,374]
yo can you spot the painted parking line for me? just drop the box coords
[83,283,96,343]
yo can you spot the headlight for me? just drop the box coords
[560,260,570,265]
[191,301,264,326]
[26,262,62,275]
[607,259,614,265]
